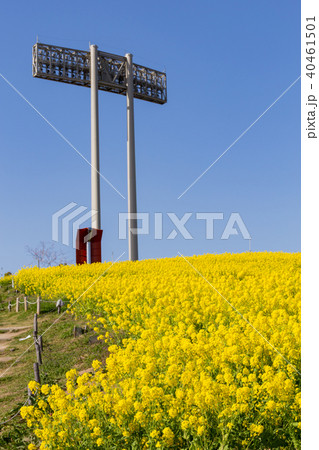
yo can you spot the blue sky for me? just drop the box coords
[0,0,300,273]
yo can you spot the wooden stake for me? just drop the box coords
[33,362,41,383]
[33,314,38,336]
[16,297,19,313]
[37,296,41,315]
[57,299,63,314]
[35,342,42,365]
[8,301,11,312]
[24,296,28,311]
[27,387,32,405]
[39,335,43,352]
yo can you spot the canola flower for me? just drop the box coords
[15,252,301,449]
[0,274,12,286]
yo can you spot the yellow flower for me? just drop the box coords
[153,412,162,422]
[28,381,40,394]
[92,426,101,436]
[58,430,67,440]
[66,368,78,380]
[266,400,276,411]
[92,360,102,371]
[181,420,189,430]
[168,407,178,418]
[16,253,300,449]
[162,427,174,445]
[40,384,50,395]
[250,423,264,435]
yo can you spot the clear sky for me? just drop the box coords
[0,0,300,274]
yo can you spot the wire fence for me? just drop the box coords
[16,298,57,304]
[0,398,29,426]
[1,299,66,426]
[8,295,66,314]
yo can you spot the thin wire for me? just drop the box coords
[178,75,301,199]
[27,300,58,304]
[0,398,29,426]
[0,73,125,200]
[15,299,58,304]
[178,252,301,376]
[13,300,57,305]
[0,252,125,379]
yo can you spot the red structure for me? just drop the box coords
[76,228,103,264]
[90,229,103,263]
[76,228,89,265]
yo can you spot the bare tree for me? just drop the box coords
[26,242,69,268]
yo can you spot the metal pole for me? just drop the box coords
[87,240,91,264]
[125,53,138,261]
[90,44,101,231]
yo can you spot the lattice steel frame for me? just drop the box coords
[32,43,167,104]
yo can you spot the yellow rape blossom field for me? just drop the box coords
[15,252,300,449]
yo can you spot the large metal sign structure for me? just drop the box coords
[32,42,167,262]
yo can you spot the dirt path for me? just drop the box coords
[0,325,31,363]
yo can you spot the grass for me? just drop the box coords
[0,279,109,449]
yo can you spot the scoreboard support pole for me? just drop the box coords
[126,53,138,261]
[90,44,101,231]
